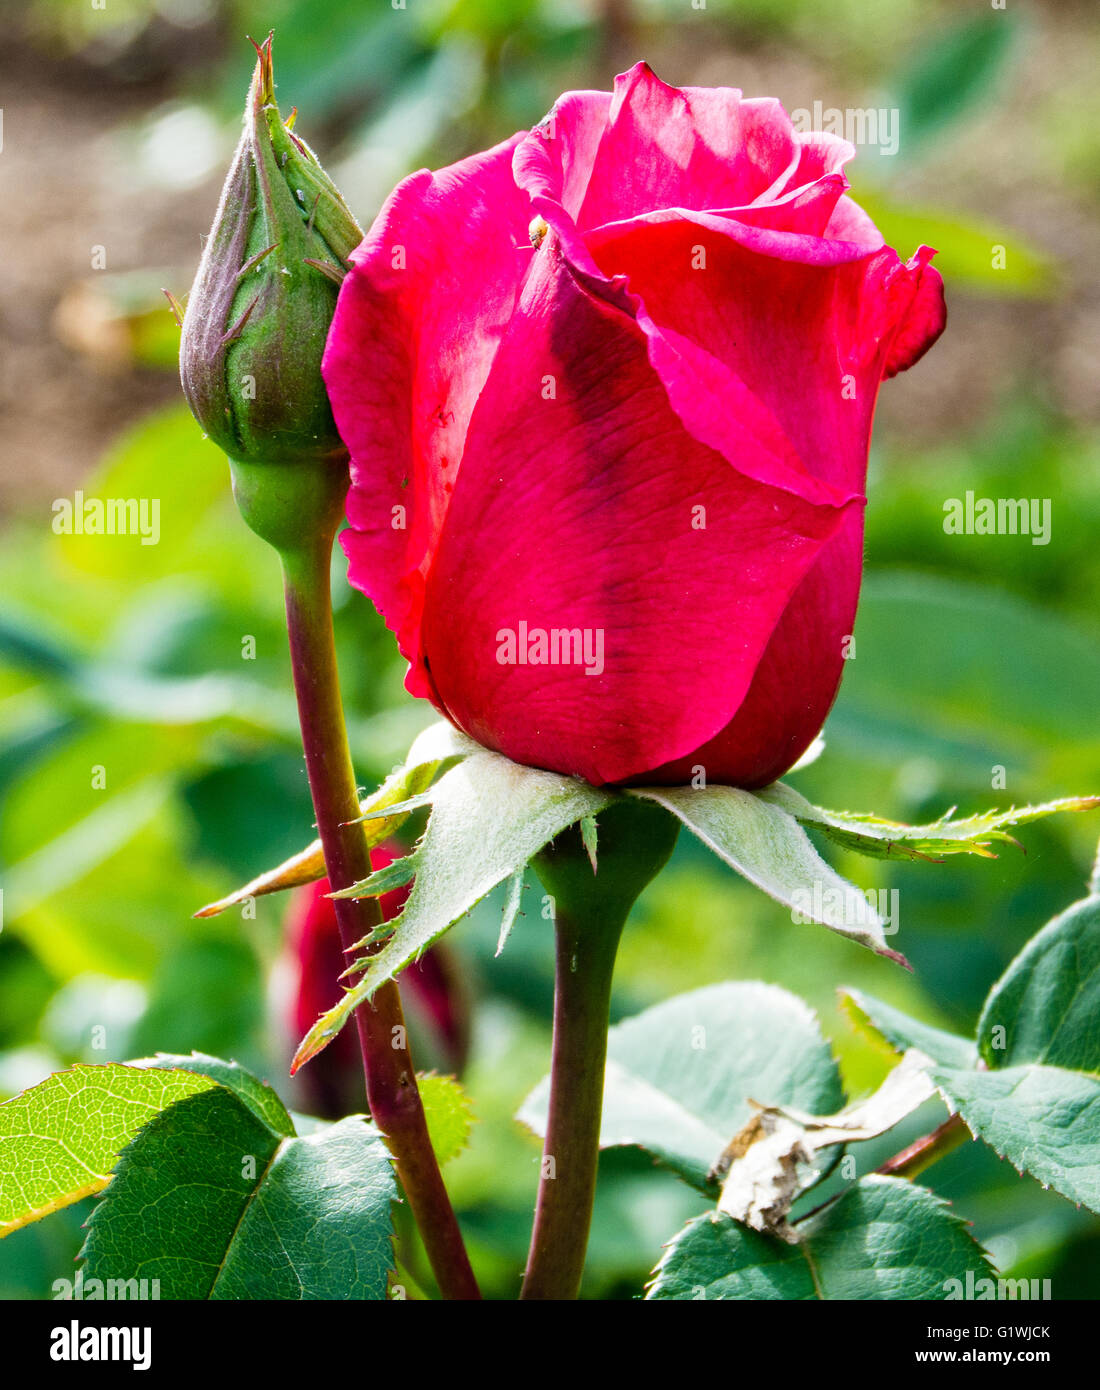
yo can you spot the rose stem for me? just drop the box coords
[520,802,678,1300]
[876,1111,970,1181]
[280,521,480,1302]
[519,900,624,1301]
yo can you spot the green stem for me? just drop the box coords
[520,900,624,1301]
[520,801,679,1300]
[276,481,479,1301]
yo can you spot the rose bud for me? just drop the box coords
[323,64,946,789]
[180,33,361,477]
[285,858,470,1119]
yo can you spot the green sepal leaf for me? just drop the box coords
[579,813,598,873]
[80,1087,396,1299]
[518,983,844,1192]
[496,868,525,957]
[629,785,904,961]
[647,1175,993,1300]
[761,782,1100,862]
[294,748,614,1070]
[333,853,419,906]
[0,1064,219,1237]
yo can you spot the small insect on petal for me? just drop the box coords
[529,215,549,250]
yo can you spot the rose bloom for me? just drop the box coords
[323,64,945,788]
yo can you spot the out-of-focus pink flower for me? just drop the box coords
[287,846,469,1116]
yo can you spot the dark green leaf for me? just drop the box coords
[890,14,1019,149]
[648,1176,992,1300]
[81,1087,395,1299]
[134,1052,294,1137]
[977,894,1100,1070]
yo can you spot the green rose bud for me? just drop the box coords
[179,34,361,478]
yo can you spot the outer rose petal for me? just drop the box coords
[575,63,797,228]
[638,509,865,787]
[585,215,943,495]
[419,239,858,786]
[322,134,531,699]
[516,89,612,222]
[878,245,948,377]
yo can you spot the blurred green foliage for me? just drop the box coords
[4,0,1099,1299]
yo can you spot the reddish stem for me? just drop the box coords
[876,1110,970,1180]
[282,532,479,1301]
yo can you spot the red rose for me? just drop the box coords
[323,63,945,787]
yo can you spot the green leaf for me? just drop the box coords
[629,785,903,962]
[647,1176,993,1301]
[80,1087,396,1299]
[977,894,1100,1070]
[926,893,1100,1213]
[889,13,1018,150]
[579,813,598,873]
[929,1064,1100,1214]
[294,748,614,1069]
[131,1052,295,1137]
[518,982,844,1192]
[417,1074,475,1166]
[762,781,1100,862]
[850,896,1100,1213]
[0,1065,218,1237]
[841,989,977,1070]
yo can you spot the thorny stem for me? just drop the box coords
[281,512,479,1302]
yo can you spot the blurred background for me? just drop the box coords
[1,0,1098,1299]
